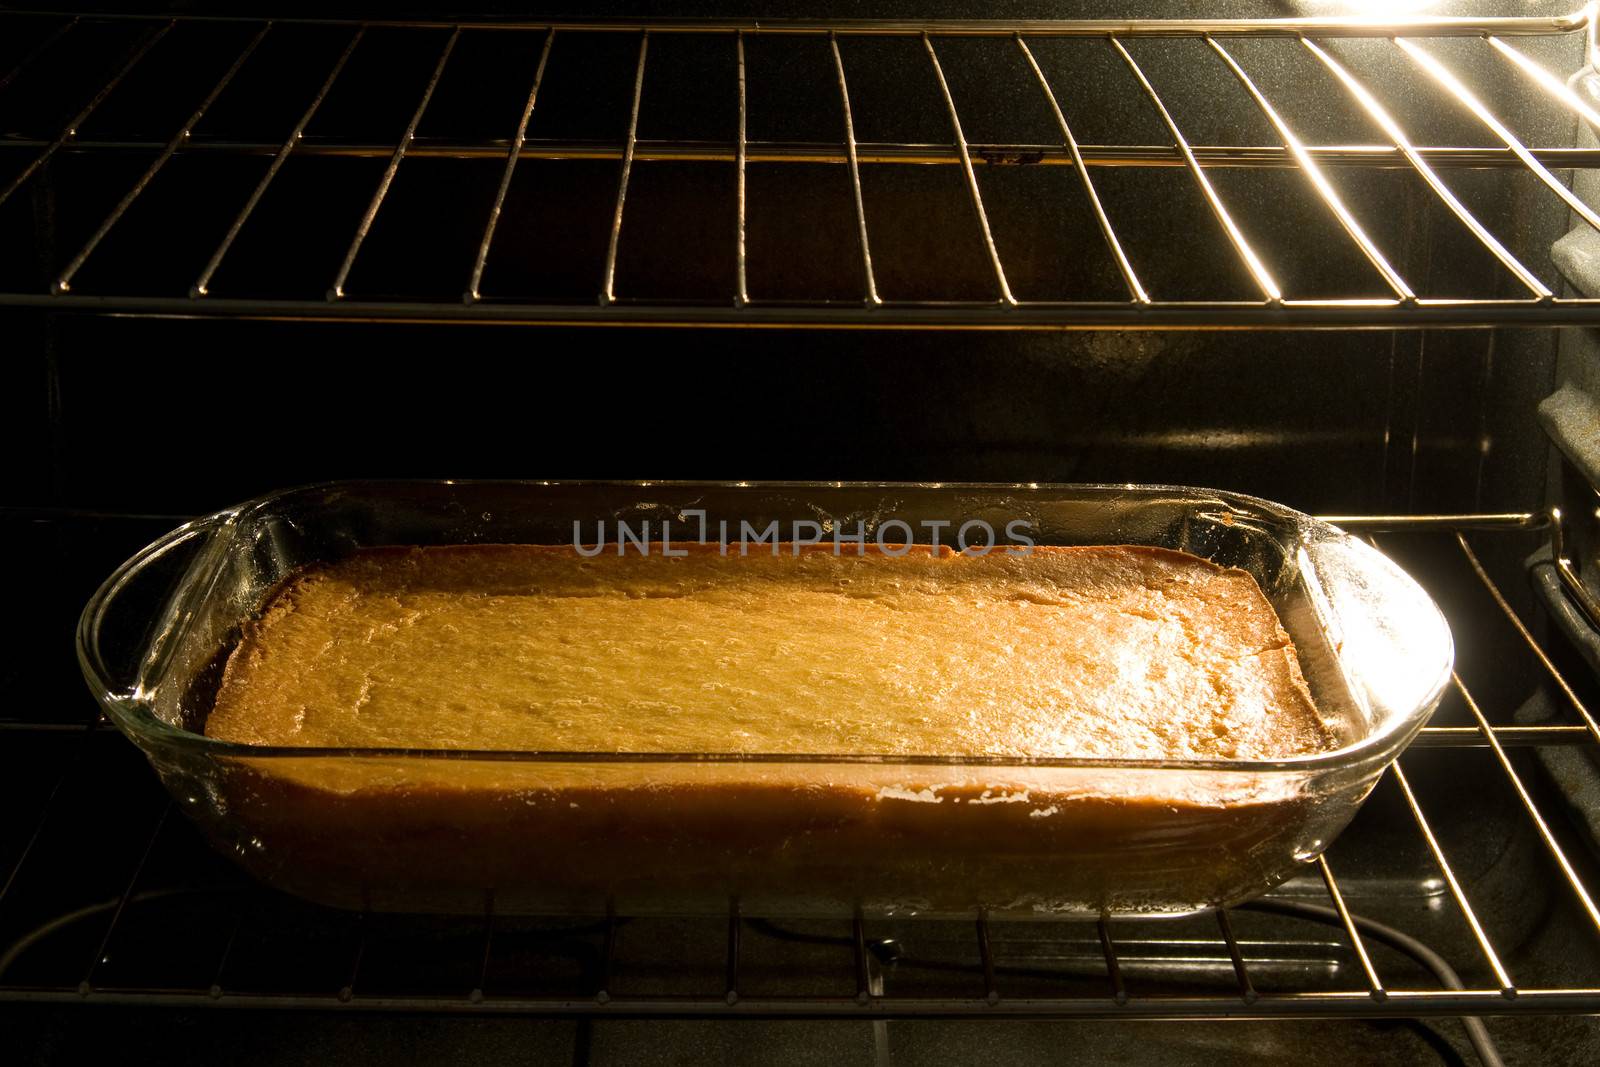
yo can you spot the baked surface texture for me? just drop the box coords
[207,544,1329,761]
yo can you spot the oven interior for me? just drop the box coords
[3,2,1600,1063]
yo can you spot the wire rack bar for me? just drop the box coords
[829,32,880,307]
[1215,909,1258,1004]
[0,15,78,95]
[80,802,169,993]
[5,986,1597,1019]
[20,292,1600,328]
[1111,36,1281,304]
[1014,36,1148,304]
[596,902,617,1004]
[1551,508,1600,633]
[976,910,998,1004]
[0,10,1586,37]
[1396,38,1600,237]
[600,33,649,307]
[0,722,97,910]
[1321,511,1546,530]
[725,898,742,1005]
[339,911,368,1003]
[12,136,1600,170]
[851,910,872,1003]
[208,904,244,1000]
[1300,37,1552,302]
[471,891,495,1003]
[191,26,366,299]
[1097,919,1128,1006]
[734,31,750,308]
[1414,723,1595,746]
[54,22,272,294]
[1457,533,1600,745]
[1317,856,1386,999]
[1488,34,1600,131]
[922,34,1014,307]
[1207,36,1412,303]
[0,19,173,210]
[1451,671,1600,936]
[1389,761,1515,994]
[329,28,460,301]
[466,29,555,304]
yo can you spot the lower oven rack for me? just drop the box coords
[0,512,1597,1033]
[2,8,1600,328]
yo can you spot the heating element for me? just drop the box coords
[2,512,1596,1050]
[1,7,1599,326]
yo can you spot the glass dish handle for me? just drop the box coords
[76,511,232,708]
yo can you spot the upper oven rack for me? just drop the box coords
[1,7,1599,328]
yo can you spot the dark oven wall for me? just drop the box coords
[1,319,1553,518]
[0,0,1579,518]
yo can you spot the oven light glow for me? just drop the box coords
[1309,1,1438,13]
[1363,1,1436,10]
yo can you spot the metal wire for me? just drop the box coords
[1111,35,1282,304]
[1488,34,1600,131]
[597,901,617,1003]
[0,15,78,96]
[1451,670,1600,937]
[1242,899,1507,1067]
[1299,37,1553,301]
[466,29,556,304]
[734,31,750,307]
[1097,919,1128,1006]
[1413,723,1595,746]
[80,802,170,993]
[922,34,1014,306]
[13,292,1600,328]
[1396,38,1600,236]
[0,722,98,911]
[1457,532,1600,745]
[1206,36,1413,302]
[0,9,1586,37]
[10,136,1600,170]
[1014,35,1149,304]
[0,19,174,210]
[338,909,368,1003]
[976,910,999,1004]
[1317,855,1386,999]
[191,26,367,298]
[829,32,881,307]
[600,32,649,306]
[54,22,273,294]
[1215,909,1258,1005]
[1390,762,1515,994]
[852,909,872,1003]
[329,27,461,300]
[724,899,742,1004]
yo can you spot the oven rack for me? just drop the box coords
[0,9,1599,328]
[0,513,1596,1043]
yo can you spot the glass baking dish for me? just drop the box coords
[78,481,1451,917]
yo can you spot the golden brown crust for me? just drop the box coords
[207,543,1329,761]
